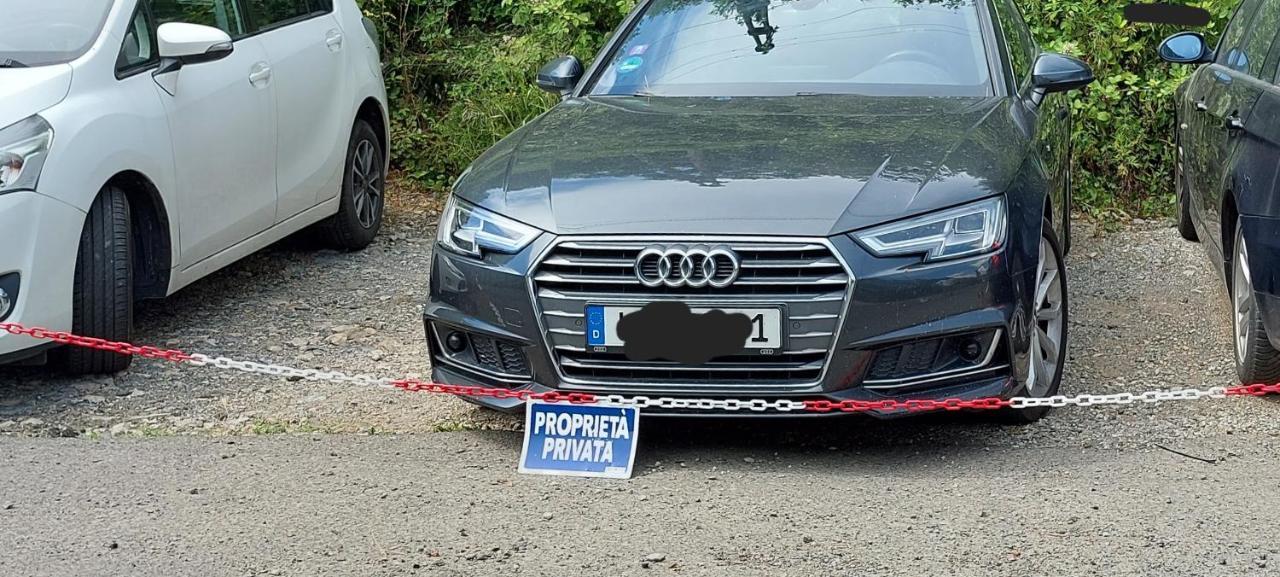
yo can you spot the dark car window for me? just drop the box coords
[246,0,317,32]
[151,0,247,37]
[117,5,158,74]
[589,0,994,98]
[990,0,1036,87]
[0,0,113,67]
[1240,0,1280,77]
[1218,0,1262,72]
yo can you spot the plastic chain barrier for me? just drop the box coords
[3,322,1278,414]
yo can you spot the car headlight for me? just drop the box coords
[0,116,54,194]
[436,195,541,258]
[854,197,1007,262]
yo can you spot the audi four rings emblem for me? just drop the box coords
[635,245,741,288]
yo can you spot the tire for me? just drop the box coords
[316,120,384,250]
[59,187,134,375]
[1230,222,1280,384]
[1176,133,1199,242]
[1002,218,1069,425]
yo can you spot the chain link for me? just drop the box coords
[4,322,1279,414]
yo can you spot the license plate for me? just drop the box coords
[585,304,784,351]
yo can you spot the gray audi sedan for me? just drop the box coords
[424,0,1093,422]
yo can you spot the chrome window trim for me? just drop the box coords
[526,235,856,394]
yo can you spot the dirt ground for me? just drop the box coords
[1,198,1278,576]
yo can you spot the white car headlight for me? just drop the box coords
[437,195,541,258]
[854,197,1007,262]
[0,116,53,194]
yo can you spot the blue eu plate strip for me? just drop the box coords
[586,305,606,346]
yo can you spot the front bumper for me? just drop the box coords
[0,191,84,362]
[424,234,1032,417]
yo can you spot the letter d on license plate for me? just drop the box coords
[519,401,640,479]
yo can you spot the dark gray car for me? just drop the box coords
[424,0,1093,422]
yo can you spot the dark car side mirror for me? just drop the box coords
[1031,53,1095,95]
[536,56,584,97]
[1159,31,1214,64]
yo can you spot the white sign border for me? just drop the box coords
[518,400,640,479]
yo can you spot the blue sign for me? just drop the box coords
[519,401,640,479]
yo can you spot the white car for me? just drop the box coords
[0,0,389,374]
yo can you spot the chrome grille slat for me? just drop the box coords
[740,258,842,269]
[530,237,854,392]
[542,256,635,268]
[537,287,846,302]
[560,356,825,373]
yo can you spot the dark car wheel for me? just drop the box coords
[1003,219,1068,424]
[1176,133,1198,242]
[1230,222,1280,384]
[58,187,134,375]
[316,119,384,250]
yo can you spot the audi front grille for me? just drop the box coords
[529,237,853,392]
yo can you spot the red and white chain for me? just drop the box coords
[4,322,1278,414]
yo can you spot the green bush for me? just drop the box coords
[364,0,1238,216]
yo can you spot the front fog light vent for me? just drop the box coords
[0,273,18,321]
[431,324,531,380]
[863,329,1006,389]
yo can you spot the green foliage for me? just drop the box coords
[1022,0,1237,217]
[363,0,1239,216]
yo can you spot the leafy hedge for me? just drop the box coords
[363,0,1237,216]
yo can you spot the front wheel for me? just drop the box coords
[316,120,385,250]
[1003,219,1069,424]
[1230,222,1280,384]
[1176,133,1198,242]
[59,187,134,375]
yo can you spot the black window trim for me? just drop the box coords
[239,0,333,38]
[988,0,1037,95]
[115,0,334,81]
[1215,0,1262,68]
[115,0,160,80]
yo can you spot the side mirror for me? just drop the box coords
[1159,31,1213,64]
[536,56,583,96]
[157,22,233,65]
[1031,53,1095,94]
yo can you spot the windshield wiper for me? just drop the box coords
[0,58,29,68]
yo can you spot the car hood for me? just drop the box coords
[0,65,73,130]
[454,95,1031,236]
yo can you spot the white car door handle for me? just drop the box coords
[248,65,271,86]
[325,30,343,51]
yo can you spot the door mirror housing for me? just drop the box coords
[1031,53,1095,94]
[157,22,234,65]
[1159,31,1213,64]
[536,56,584,96]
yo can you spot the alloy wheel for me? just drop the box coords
[1234,235,1254,362]
[1027,233,1066,397]
[350,139,383,229]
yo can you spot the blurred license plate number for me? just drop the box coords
[585,305,782,350]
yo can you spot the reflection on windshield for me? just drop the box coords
[590,0,993,98]
[736,0,779,54]
[0,1,114,67]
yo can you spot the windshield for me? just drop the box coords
[589,0,994,97]
[0,1,114,67]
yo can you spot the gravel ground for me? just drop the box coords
[2,197,1279,575]
[0,206,1276,445]
[2,431,1278,577]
